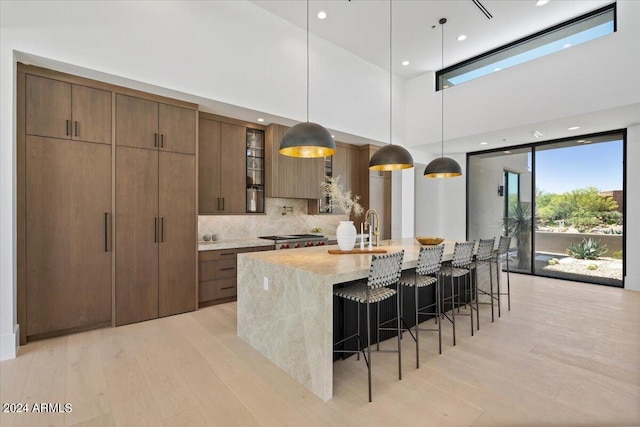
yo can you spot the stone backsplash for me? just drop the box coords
[198,198,349,241]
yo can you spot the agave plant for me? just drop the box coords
[567,238,608,260]
[503,202,533,270]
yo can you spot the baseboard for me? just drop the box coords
[0,324,19,361]
[624,275,640,291]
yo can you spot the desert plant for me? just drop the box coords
[503,202,533,270]
[566,238,608,260]
[612,250,623,259]
[586,264,598,270]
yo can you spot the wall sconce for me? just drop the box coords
[498,185,504,196]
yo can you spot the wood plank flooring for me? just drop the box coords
[1,274,639,427]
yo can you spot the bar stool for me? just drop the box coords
[475,238,498,323]
[398,244,444,368]
[494,235,513,315]
[333,250,405,402]
[439,241,475,346]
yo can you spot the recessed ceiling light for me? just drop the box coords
[536,0,550,6]
[317,11,327,19]
[563,43,572,49]
[583,140,592,144]
[494,67,501,72]
[480,141,488,145]
[457,35,467,41]
[504,150,512,154]
[577,139,586,143]
[443,85,449,89]
[568,126,580,130]
[402,60,410,66]
[257,118,264,122]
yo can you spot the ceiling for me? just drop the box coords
[251,0,614,80]
[249,0,640,158]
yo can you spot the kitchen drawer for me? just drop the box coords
[199,258,236,281]
[199,278,237,302]
[199,249,238,262]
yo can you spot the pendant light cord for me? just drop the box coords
[440,18,445,159]
[306,0,310,123]
[389,0,393,146]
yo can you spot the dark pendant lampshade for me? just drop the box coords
[423,156,462,178]
[280,121,336,158]
[369,144,414,171]
[424,17,462,179]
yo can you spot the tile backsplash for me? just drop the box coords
[198,198,348,241]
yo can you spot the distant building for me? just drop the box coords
[599,190,623,213]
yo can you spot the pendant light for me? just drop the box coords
[424,18,462,178]
[280,0,336,158]
[369,0,414,171]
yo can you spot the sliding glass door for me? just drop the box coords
[468,131,624,287]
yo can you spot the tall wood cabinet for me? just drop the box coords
[265,124,324,199]
[115,99,197,326]
[198,116,247,214]
[18,64,198,343]
[21,71,113,341]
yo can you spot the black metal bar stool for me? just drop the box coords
[333,250,405,402]
[475,237,498,323]
[398,244,444,368]
[438,241,475,346]
[494,235,513,315]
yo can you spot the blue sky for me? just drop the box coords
[535,140,623,194]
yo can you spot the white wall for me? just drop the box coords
[414,154,467,241]
[0,0,408,360]
[625,125,640,291]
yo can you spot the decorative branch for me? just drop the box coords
[321,175,364,218]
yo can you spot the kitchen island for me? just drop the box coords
[236,237,459,401]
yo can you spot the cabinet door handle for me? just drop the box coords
[221,198,225,211]
[220,267,235,271]
[154,133,158,147]
[160,134,164,148]
[154,217,158,242]
[220,286,235,290]
[217,197,221,211]
[220,252,235,256]
[66,120,70,136]
[104,212,110,252]
[74,121,79,137]
[160,217,165,242]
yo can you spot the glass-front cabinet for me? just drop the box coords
[246,129,265,213]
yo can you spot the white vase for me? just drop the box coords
[336,220,357,251]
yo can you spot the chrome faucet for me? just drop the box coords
[364,209,380,247]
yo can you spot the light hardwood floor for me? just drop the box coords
[2,274,639,427]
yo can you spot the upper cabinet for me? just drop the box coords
[199,115,256,214]
[116,94,196,155]
[26,74,111,145]
[265,124,324,199]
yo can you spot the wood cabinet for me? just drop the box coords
[265,124,324,199]
[116,94,196,155]
[115,147,196,326]
[25,136,112,338]
[359,145,392,239]
[198,117,246,214]
[26,74,111,145]
[198,246,273,306]
[310,141,362,215]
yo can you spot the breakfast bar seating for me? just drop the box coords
[333,250,405,402]
[237,238,477,401]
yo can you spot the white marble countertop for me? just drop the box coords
[238,237,457,280]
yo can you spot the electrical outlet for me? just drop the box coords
[263,277,269,291]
